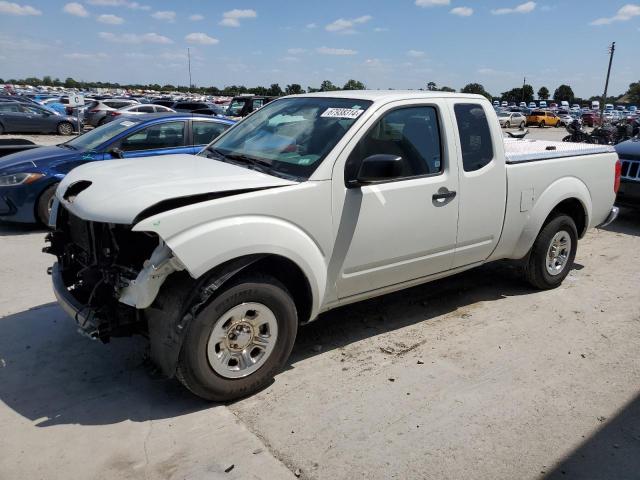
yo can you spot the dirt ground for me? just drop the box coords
[0,127,638,480]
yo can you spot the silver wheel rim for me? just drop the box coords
[60,123,72,135]
[546,230,572,276]
[207,302,278,379]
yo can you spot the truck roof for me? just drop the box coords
[290,90,487,103]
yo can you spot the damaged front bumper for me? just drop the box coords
[51,262,102,339]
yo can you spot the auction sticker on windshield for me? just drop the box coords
[321,108,364,119]
[120,121,137,127]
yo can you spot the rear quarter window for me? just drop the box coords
[454,104,494,172]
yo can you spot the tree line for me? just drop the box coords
[1,75,638,105]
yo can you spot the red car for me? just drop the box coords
[581,112,601,127]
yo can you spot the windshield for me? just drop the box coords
[226,99,248,116]
[498,112,510,117]
[63,119,141,151]
[201,97,372,180]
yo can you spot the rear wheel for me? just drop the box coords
[539,121,546,128]
[504,121,511,128]
[57,122,73,135]
[36,183,58,226]
[524,214,578,290]
[519,121,526,128]
[176,273,298,401]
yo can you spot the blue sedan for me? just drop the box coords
[0,113,235,224]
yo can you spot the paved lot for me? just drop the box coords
[1,127,639,480]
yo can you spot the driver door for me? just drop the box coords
[331,101,460,299]
[112,120,191,158]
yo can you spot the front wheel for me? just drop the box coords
[504,121,511,128]
[176,274,298,401]
[524,214,578,290]
[36,183,58,226]
[519,121,526,129]
[57,122,73,135]
[539,121,546,128]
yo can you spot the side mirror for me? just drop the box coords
[109,148,124,159]
[347,154,404,188]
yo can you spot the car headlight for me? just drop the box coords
[0,173,44,186]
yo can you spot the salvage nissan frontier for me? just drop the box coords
[45,91,620,400]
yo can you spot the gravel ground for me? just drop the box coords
[1,125,638,480]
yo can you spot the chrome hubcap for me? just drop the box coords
[546,230,572,276]
[207,302,278,379]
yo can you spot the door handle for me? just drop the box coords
[432,189,457,202]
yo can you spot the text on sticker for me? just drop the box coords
[321,108,364,119]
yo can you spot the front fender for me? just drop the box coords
[512,176,591,259]
[134,215,327,320]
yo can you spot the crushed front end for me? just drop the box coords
[45,205,161,341]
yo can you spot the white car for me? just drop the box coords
[103,103,176,123]
[47,91,620,401]
[497,111,527,128]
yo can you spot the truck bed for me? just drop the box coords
[504,138,615,164]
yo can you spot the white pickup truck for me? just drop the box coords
[46,92,620,400]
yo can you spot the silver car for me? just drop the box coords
[83,99,140,128]
[497,111,526,128]
[103,104,176,124]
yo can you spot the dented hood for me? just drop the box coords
[56,154,296,224]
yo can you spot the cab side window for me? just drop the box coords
[345,106,443,182]
[454,104,494,172]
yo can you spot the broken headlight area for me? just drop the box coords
[45,206,165,341]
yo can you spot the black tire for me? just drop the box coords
[562,135,573,142]
[57,122,73,135]
[555,121,561,128]
[539,121,545,128]
[519,121,526,128]
[97,117,107,126]
[176,273,298,401]
[0,123,4,135]
[36,183,58,226]
[524,214,578,290]
[504,121,511,128]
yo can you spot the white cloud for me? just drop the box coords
[407,49,426,58]
[280,56,300,63]
[364,58,383,68]
[477,67,514,76]
[97,14,123,24]
[306,23,317,28]
[415,0,450,7]
[219,9,257,27]
[151,10,175,22]
[374,27,389,32]
[0,1,41,15]
[98,31,172,44]
[451,6,473,16]
[325,15,372,33]
[189,14,203,21]
[63,52,108,60]
[591,4,640,25]
[87,0,149,11]
[316,46,357,55]
[63,2,88,17]
[185,32,219,45]
[287,48,306,55]
[491,1,536,15]
[160,52,187,60]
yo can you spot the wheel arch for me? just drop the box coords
[512,177,591,259]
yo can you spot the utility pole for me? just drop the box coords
[599,42,615,122]
[521,76,526,103]
[187,48,192,92]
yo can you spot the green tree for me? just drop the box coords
[285,84,305,95]
[64,77,79,88]
[461,83,491,100]
[438,86,456,92]
[625,81,640,105]
[267,83,283,96]
[319,80,338,91]
[501,84,534,103]
[343,79,365,90]
[553,84,575,102]
[426,81,437,91]
[537,86,549,100]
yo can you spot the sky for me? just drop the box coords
[0,0,638,97]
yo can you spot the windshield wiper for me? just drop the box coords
[58,143,77,150]
[224,153,274,170]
